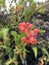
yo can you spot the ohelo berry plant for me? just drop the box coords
[0,0,49,65]
[0,22,39,65]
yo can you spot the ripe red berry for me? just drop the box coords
[21,37,26,42]
[33,28,39,34]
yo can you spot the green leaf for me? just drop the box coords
[41,47,48,56]
[11,31,17,39]
[43,56,47,61]
[39,29,45,34]
[11,31,21,44]
[2,28,9,40]
[32,46,38,58]
[0,30,3,37]
[5,58,18,65]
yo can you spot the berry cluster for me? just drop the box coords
[18,22,39,45]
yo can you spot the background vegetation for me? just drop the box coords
[0,0,49,65]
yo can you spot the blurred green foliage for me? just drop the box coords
[0,0,5,7]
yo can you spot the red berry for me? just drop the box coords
[33,28,39,34]
[29,37,37,44]
[28,24,33,29]
[21,37,26,42]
